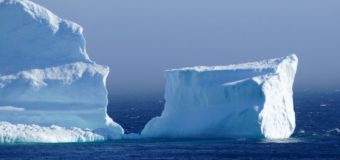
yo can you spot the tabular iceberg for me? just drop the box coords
[142,55,298,139]
[0,0,123,143]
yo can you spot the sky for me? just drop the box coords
[32,0,340,95]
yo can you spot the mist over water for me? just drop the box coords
[31,0,340,94]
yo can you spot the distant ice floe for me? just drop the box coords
[298,130,305,134]
[0,106,24,111]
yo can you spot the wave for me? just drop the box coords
[326,128,340,135]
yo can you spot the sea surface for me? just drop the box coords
[0,90,339,159]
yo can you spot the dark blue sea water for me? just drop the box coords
[0,90,339,159]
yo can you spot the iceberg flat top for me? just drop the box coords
[167,54,297,72]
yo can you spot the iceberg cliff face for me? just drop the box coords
[142,55,298,139]
[0,0,123,143]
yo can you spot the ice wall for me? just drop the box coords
[0,0,123,143]
[142,55,298,139]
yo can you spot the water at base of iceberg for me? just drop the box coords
[1,90,339,159]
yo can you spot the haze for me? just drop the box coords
[32,0,340,95]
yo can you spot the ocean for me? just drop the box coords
[0,90,339,159]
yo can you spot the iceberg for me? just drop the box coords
[142,55,298,139]
[0,0,123,143]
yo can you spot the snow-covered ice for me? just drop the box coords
[142,54,298,139]
[0,0,123,143]
[0,0,299,143]
[0,122,105,143]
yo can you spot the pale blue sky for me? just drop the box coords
[33,0,340,94]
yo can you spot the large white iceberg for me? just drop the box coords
[142,55,298,139]
[0,0,123,143]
